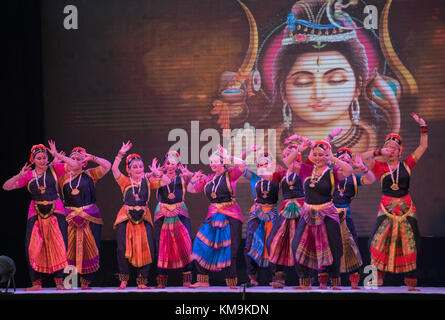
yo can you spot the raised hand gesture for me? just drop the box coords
[19,163,32,178]
[328,128,343,140]
[411,113,426,127]
[191,170,205,183]
[148,158,163,176]
[47,140,58,157]
[119,141,132,155]
[352,154,366,171]
[299,137,314,152]
[284,134,304,145]
[179,163,193,177]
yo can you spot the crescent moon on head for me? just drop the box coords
[235,0,259,81]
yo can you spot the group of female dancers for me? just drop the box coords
[3,113,427,292]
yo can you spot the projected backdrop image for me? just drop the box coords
[41,0,445,240]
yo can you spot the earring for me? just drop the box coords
[350,98,360,125]
[283,103,292,130]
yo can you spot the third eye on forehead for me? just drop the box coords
[288,52,354,80]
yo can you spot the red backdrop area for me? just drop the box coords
[41,0,445,239]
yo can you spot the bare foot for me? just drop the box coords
[408,287,421,292]
[137,285,151,290]
[271,282,284,289]
[118,281,127,290]
[250,280,259,286]
[189,282,209,288]
[56,284,68,291]
[293,286,312,290]
[332,286,342,291]
[25,285,42,292]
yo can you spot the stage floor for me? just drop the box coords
[4,286,445,300]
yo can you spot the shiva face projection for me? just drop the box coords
[210,0,415,158]
[271,0,405,154]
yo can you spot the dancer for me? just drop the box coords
[243,151,280,287]
[2,141,80,290]
[112,141,170,289]
[286,139,353,290]
[187,146,246,289]
[362,113,427,291]
[153,151,194,288]
[59,147,111,289]
[332,147,375,289]
[266,140,314,288]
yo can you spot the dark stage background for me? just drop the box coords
[2,0,445,289]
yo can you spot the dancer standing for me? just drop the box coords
[265,140,313,288]
[153,151,194,288]
[332,147,375,289]
[2,141,80,290]
[362,113,427,291]
[286,140,353,290]
[188,147,246,289]
[59,147,111,289]
[243,152,280,287]
[112,141,170,289]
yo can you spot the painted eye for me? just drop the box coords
[293,75,313,86]
[326,71,348,85]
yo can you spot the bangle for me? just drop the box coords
[420,126,428,134]
[92,156,98,162]
[373,149,382,157]
[328,134,334,141]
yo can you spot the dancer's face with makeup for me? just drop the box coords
[128,159,144,179]
[209,154,225,173]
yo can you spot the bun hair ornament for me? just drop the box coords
[337,147,352,158]
[313,140,332,151]
[126,154,143,173]
[29,144,48,163]
[165,150,181,165]
[282,0,359,49]
[71,147,88,168]
[384,133,402,145]
[384,133,403,154]
[256,152,274,168]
